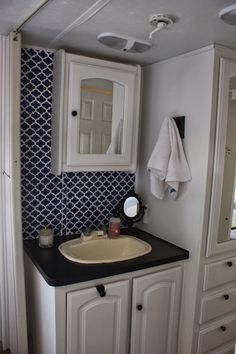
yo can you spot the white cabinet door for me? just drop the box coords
[67,280,130,354]
[51,51,141,173]
[206,58,236,256]
[130,267,182,354]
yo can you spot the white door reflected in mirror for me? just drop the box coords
[124,197,139,217]
[79,78,125,155]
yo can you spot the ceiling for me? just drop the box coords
[1,0,236,65]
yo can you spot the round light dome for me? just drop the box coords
[219,4,236,25]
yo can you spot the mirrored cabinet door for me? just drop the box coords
[66,56,140,170]
[51,50,141,174]
[207,58,236,256]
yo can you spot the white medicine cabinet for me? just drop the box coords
[51,50,141,174]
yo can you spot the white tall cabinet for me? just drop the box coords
[136,44,236,354]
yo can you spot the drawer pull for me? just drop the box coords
[220,326,227,332]
[137,304,143,311]
[226,261,233,267]
[223,294,229,300]
[71,110,78,117]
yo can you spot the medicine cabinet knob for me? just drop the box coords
[223,294,229,300]
[226,261,233,267]
[220,326,226,332]
[137,304,143,311]
[71,110,78,117]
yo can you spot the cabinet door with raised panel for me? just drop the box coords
[66,280,130,354]
[130,267,182,354]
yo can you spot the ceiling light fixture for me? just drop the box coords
[219,4,236,25]
[97,32,152,53]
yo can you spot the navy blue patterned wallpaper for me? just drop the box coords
[21,48,135,239]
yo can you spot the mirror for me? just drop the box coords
[124,197,140,217]
[79,78,125,155]
[218,77,236,243]
[117,191,145,226]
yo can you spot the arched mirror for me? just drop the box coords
[79,78,125,155]
[117,191,145,226]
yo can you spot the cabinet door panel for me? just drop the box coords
[130,267,182,354]
[206,58,236,256]
[67,280,129,354]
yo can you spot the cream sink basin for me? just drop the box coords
[58,235,152,264]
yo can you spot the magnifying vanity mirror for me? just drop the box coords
[124,196,140,217]
[117,191,145,226]
[207,58,236,256]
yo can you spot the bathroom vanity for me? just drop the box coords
[24,228,189,354]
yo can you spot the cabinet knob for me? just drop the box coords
[223,294,229,300]
[71,110,78,117]
[220,326,227,332]
[137,304,143,311]
[226,261,233,267]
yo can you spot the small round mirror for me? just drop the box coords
[124,197,140,217]
[117,191,145,226]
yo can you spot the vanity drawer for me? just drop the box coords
[200,285,236,324]
[197,315,236,354]
[203,256,236,290]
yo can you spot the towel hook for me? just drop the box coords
[173,116,185,139]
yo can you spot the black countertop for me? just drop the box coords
[24,227,189,287]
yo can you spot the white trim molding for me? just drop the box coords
[0,32,28,354]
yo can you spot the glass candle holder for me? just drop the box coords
[38,228,54,248]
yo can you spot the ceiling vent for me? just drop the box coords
[219,4,236,25]
[97,32,152,53]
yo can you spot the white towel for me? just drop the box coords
[106,119,123,154]
[147,117,191,200]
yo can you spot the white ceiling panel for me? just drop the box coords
[1,0,236,64]
[0,0,37,35]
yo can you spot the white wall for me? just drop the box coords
[136,46,216,354]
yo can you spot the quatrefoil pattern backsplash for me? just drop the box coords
[21,48,135,239]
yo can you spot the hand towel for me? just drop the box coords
[106,119,123,154]
[147,117,191,199]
